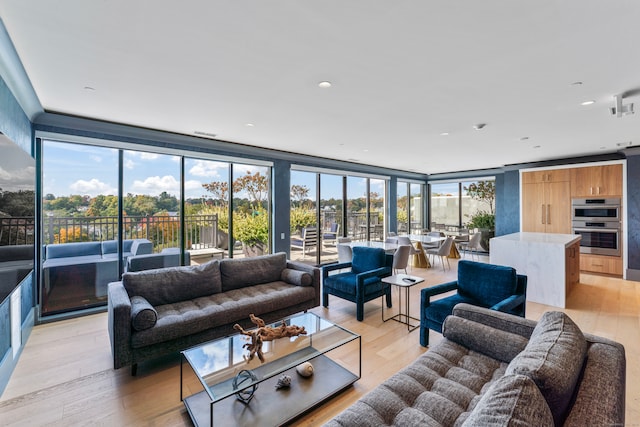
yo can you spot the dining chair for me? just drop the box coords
[337,239,353,263]
[392,244,411,274]
[459,231,482,260]
[424,236,455,271]
[422,231,445,250]
[395,236,420,269]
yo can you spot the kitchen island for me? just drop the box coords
[489,232,581,308]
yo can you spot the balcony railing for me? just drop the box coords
[0,216,35,246]
[41,214,219,253]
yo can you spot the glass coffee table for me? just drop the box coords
[180,312,361,426]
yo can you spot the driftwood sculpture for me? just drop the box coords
[233,314,307,363]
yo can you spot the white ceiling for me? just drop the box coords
[1,1,639,174]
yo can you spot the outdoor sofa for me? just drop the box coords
[107,252,320,374]
[42,238,152,298]
[326,303,625,427]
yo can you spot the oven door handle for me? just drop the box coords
[573,228,619,233]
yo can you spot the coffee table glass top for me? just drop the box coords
[182,312,358,403]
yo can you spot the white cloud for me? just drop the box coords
[124,159,136,170]
[188,160,226,178]
[139,152,160,160]
[90,155,102,163]
[69,178,117,197]
[129,175,179,196]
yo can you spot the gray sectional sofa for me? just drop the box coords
[107,252,320,374]
[326,303,625,427]
[43,239,152,298]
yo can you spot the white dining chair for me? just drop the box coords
[396,236,420,269]
[392,244,411,274]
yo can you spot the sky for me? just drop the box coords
[41,140,390,201]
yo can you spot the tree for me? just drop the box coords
[201,181,229,207]
[464,181,495,215]
[234,171,268,207]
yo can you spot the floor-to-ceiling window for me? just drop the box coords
[40,137,272,318]
[397,181,425,235]
[232,164,271,258]
[410,183,423,234]
[429,178,495,231]
[41,141,118,315]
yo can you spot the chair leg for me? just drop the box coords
[419,326,430,347]
[322,292,329,307]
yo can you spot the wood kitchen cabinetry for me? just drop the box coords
[570,164,623,197]
[565,241,580,294]
[522,169,571,234]
[580,253,623,276]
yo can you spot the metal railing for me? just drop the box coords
[41,214,219,253]
[0,216,35,245]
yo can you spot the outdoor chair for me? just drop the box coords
[290,227,318,257]
[420,260,527,346]
[322,246,392,321]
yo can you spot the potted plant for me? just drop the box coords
[234,210,269,257]
[467,211,495,251]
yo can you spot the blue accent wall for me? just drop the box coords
[626,154,640,276]
[495,170,520,236]
[0,75,34,397]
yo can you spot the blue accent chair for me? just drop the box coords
[322,246,392,321]
[420,260,527,346]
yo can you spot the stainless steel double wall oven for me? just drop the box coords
[571,198,621,256]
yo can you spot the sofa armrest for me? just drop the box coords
[452,303,537,339]
[107,281,133,370]
[490,293,526,313]
[287,260,321,307]
[420,281,459,308]
[130,239,153,256]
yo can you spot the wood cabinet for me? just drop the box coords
[580,253,623,276]
[565,241,580,294]
[522,170,571,234]
[570,164,623,197]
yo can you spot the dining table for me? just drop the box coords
[405,234,460,267]
[340,240,399,255]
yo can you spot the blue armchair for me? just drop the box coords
[322,246,392,321]
[420,260,527,346]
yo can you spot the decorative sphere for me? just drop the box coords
[296,361,314,377]
[233,369,259,403]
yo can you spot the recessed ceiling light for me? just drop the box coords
[363,149,369,152]
[473,123,486,130]
[245,123,254,127]
[581,100,595,106]
[318,81,332,88]
[616,141,632,147]
[440,132,449,136]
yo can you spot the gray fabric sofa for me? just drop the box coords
[107,252,320,374]
[326,303,625,427]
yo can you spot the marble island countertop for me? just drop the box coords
[492,232,581,246]
[490,232,582,308]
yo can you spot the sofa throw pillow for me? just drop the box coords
[122,259,222,305]
[462,374,554,427]
[281,268,312,286]
[220,252,287,291]
[130,295,158,331]
[505,311,587,426]
[442,316,530,363]
[457,260,517,307]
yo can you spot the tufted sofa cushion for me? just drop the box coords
[505,311,587,426]
[122,260,222,305]
[323,339,508,426]
[130,281,315,348]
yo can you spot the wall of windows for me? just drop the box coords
[429,178,495,232]
[397,181,425,234]
[39,137,272,318]
[290,168,390,265]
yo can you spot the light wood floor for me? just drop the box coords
[1,256,638,426]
